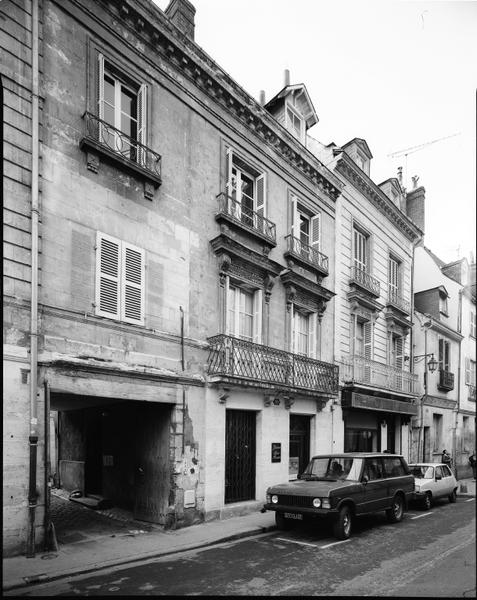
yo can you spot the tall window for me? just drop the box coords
[388,256,401,300]
[355,319,372,359]
[439,292,448,315]
[226,149,266,230]
[438,338,451,372]
[285,103,305,142]
[471,311,476,338]
[353,227,368,272]
[432,413,443,452]
[390,335,404,369]
[97,54,147,164]
[290,195,321,257]
[465,358,476,385]
[291,307,316,358]
[95,232,145,325]
[226,284,262,344]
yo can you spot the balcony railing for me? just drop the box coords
[349,266,380,297]
[207,334,339,395]
[387,287,411,314]
[339,354,418,395]
[469,385,476,401]
[216,192,276,245]
[284,235,329,274]
[82,111,162,178]
[438,369,454,391]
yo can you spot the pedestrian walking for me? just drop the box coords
[469,450,476,480]
[441,449,452,467]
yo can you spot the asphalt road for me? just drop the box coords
[10,497,476,597]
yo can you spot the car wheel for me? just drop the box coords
[333,505,352,540]
[275,512,294,530]
[386,494,404,523]
[422,492,432,511]
[448,489,457,503]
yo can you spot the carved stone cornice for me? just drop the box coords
[336,155,422,241]
[94,0,342,202]
[348,292,384,315]
[384,306,412,332]
[280,269,335,319]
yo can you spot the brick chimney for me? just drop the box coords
[406,185,425,233]
[165,0,196,40]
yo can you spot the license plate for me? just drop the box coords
[284,512,303,520]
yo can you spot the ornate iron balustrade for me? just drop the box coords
[438,369,454,391]
[469,385,476,401]
[207,334,339,395]
[216,193,276,244]
[350,266,380,297]
[284,235,329,274]
[82,112,161,178]
[387,287,411,314]
[339,354,418,395]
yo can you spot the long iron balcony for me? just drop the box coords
[387,287,411,314]
[339,354,419,395]
[81,111,162,179]
[284,235,329,275]
[216,193,276,245]
[349,266,380,297]
[207,334,339,396]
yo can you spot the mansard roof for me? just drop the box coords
[343,138,373,159]
[264,83,318,128]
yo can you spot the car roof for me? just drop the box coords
[408,463,446,467]
[311,452,404,459]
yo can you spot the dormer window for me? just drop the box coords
[439,293,448,316]
[356,152,369,175]
[285,102,305,143]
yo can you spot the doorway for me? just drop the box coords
[289,414,311,478]
[225,410,256,503]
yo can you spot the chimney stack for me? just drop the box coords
[284,69,290,87]
[397,166,403,186]
[259,90,266,106]
[165,0,196,40]
[411,175,419,189]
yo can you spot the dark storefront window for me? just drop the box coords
[345,428,376,452]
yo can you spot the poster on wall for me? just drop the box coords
[271,443,281,463]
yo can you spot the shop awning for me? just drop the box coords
[342,392,418,416]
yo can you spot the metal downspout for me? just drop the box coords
[27,0,40,558]
[453,288,463,477]
[410,235,422,461]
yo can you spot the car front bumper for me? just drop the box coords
[263,502,339,517]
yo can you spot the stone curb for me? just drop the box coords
[2,524,277,592]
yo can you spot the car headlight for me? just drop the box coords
[313,498,321,508]
[414,485,420,492]
[271,495,278,504]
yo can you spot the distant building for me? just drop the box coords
[413,249,476,474]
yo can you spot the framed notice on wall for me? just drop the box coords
[271,443,281,463]
[289,456,299,478]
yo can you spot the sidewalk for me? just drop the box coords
[3,478,475,593]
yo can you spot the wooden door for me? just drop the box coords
[225,410,256,503]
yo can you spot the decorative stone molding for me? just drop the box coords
[281,270,335,315]
[218,387,230,404]
[86,150,99,173]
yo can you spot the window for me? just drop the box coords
[462,416,469,451]
[292,306,317,358]
[226,149,266,230]
[465,358,476,385]
[354,319,372,359]
[95,232,145,325]
[438,338,451,371]
[382,457,406,478]
[439,292,448,315]
[226,283,262,344]
[390,334,404,369]
[471,311,476,338]
[353,226,368,272]
[388,256,401,299]
[363,457,385,480]
[98,54,147,165]
[285,103,304,142]
[432,414,443,452]
[441,465,452,478]
[290,195,321,254]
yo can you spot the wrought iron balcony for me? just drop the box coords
[437,369,454,392]
[387,287,411,314]
[349,266,380,297]
[284,235,329,276]
[80,111,162,183]
[215,193,276,246]
[469,385,476,401]
[207,334,339,396]
[339,354,419,395]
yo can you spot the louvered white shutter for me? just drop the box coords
[137,83,147,167]
[290,194,299,239]
[252,289,263,344]
[225,276,231,335]
[226,147,234,198]
[395,336,403,370]
[290,304,296,353]
[465,357,471,384]
[97,54,105,141]
[121,242,145,325]
[364,322,372,360]
[96,232,120,320]
[438,338,444,370]
[310,213,321,253]
[308,312,317,358]
[255,172,266,216]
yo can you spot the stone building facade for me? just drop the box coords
[2,0,342,556]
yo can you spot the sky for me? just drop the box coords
[153,0,476,264]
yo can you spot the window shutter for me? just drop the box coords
[308,312,317,359]
[310,213,321,252]
[290,304,296,353]
[96,232,120,320]
[290,194,299,238]
[395,336,403,370]
[225,277,231,335]
[226,147,234,198]
[465,358,471,384]
[97,53,105,120]
[121,242,145,325]
[137,83,147,166]
[363,321,372,360]
[252,289,263,344]
[438,338,444,369]
[444,342,450,371]
[255,172,266,219]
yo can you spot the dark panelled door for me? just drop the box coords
[289,414,310,477]
[225,410,256,503]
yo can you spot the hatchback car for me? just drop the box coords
[264,453,414,540]
[408,463,458,510]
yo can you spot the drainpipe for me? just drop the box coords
[409,235,423,461]
[26,0,40,558]
[453,288,463,478]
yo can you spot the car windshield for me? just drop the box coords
[409,465,434,479]
[302,457,363,481]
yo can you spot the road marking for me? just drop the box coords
[411,511,434,519]
[275,537,318,547]
[320,539,351,549]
